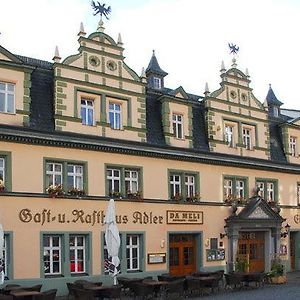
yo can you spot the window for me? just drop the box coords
[125,170,138,194]
[224,176,247,201]
[256,179,277,202]
[225,125,234,147]
[126,235,140,271]
[81,99,94,126]
[67,164,83,190]
[289,136,297,157]
[107,168,121,194]
[172,114,183,139]
[185,175,195,198]
[70,235,86,274]
[169,171,199,201]
[242,128,252,150]
[45,160,86,194]
[273,107,279,117]
[109,103,121,130]
[46,163,63,186]
[43,235,61,275]
[153,77,161,89]
[0,82,15,114]
[0,158,4,183]
[106,165,142,198]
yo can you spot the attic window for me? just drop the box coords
[230,90,237,99]
[273,107,279,117]
[89,56,100,67]
[153,77,161,89]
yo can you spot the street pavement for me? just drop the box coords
[197,271,300,300]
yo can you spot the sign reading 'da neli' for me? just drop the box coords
[167,210,203,224]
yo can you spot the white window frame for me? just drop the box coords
[2,235,7,278]
[107,168,121,193]
[0,158,4,183]
[170,174,181,198]
[243,128,252,150]
[46,163,63,186]
[125,170,139,194]
[225,125,234,147]
[224,179,233,198]
[267,182,275,202]
[0,82,15,114]
[235,180,245,199]
[126,235,140,271]
[172,114,184,139]
[153,77,161,89]
[289,136,297,157]
[185,175,195,198]
[109,103,122,130]
[81,99,94,126]
[67,164,83,190]
[43,235,61,275]
[257,182,265,198]
[69,235,86,274]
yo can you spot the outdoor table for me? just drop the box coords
[10,290,41,299]
[142,280,169,298]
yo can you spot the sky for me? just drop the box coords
[1,0,300,109]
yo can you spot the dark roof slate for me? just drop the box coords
[266,86,283,106]
[146,51,168,77]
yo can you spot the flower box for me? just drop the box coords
[270,275,286,284]
[46,184,64,198]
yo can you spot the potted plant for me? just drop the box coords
[0,179,5,192]
[171,192,183,202]
[46,184,64,198]
[186,193,201,203]
[126,190,143,200]
[267,259,286,284]
[109,190,122,199]
[234,257,249,273]
[68,187,85,197]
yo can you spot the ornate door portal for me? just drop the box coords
[169,234,196,276]
[238,232,265,273]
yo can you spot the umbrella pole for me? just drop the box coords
[113,275,117,285]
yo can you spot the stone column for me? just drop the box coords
[227,228,239,272]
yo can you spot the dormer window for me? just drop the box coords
[273,107,279,117]
[153,77,161,89]
[0,82,15,114]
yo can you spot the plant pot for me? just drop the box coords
[270,275,286,284]
[0,187,4,192]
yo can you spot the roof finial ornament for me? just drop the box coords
[204,82,210,97]
[78,22,86,37]
[117,33,123,46]
[91,1,111,20]
[245,68,250,78]
[220,60,226,74]
[228,43,239,68]
[140,67,147,83]
[52,46,61,63]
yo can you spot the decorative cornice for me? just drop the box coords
[0,125,300,174]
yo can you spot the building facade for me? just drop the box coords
[0,20,300,295]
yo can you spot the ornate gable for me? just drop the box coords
[0,45,23,63]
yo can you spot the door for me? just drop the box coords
[290,233,295,270]
[169,234,196,276]
[238,232,265,273]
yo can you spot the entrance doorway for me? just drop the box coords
[238,232,265,273]
[169,234,196,276]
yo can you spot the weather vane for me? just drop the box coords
[91,1,111,20]
[228,43,239,55]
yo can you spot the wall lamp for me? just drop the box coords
[220,225,228,239]
[281,223,291,238]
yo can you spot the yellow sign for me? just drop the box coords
[166,210,203,224]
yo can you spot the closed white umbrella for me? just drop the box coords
[0,224,4,284]
[104,199,120,285]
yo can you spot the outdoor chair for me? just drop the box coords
[35,289,57,300]
[98,284,122,300]
[74,280,91,288]
[131,282,156,300]
[23,284,43,292]
[165,278,185,299]
[3,285,21,295]
[73,287,94,300]
[66,282,77,299]
[224,273,244,290]
[0,295,13,300]
[185,276,202,297]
